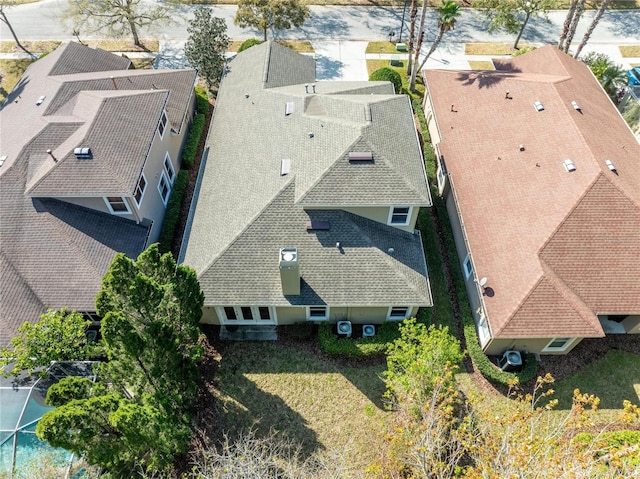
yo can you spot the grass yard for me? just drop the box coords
[0,59,33,103]
[465,43,535,56]
[552,349,640,411]
[619,45,640,57]
[468,60,495,70]
[366,41,401,54]
[366,59,424,99]
[212,340,389,470]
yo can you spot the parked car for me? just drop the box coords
[627,66,640,86]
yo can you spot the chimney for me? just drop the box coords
[279,247,300,295]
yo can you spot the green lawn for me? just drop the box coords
[212,340,389,471]
[468,60,495,70]
[620,45,640,57]
[366,59,424,99]
[366,41,400,54]
[552,350,640,410]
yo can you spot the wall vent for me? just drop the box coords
[533,101,544,112]
[563,159,576,172]
[571,100,581,111]
[280,158,291,176]
[74,147,92,160]
[349,151,373,162]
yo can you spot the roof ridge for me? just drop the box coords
[492,274,545,337]
[0,251,46,312]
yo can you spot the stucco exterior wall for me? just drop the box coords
[304,206,420,232]
[484,337,583,356]
[622,315,640,333]
[201,306,220,324]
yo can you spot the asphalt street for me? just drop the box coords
[1,0,639,44]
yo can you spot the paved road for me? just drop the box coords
[1,0,639,44]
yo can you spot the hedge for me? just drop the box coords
[574,430,640,465]
[181,113,205,170]
[412,99,538,386]
[238,38,263,53]
[195,86,210,116]
[369,67,402,94]
[318,321,401,358]
[158,169,189,254]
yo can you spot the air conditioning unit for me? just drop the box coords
[498,350,523,372]
[362,324,376,338]
[337,321,352,338]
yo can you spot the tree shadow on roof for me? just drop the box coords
[455,68,522,89]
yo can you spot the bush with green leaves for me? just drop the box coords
[318,321,401,357]
[195,85,210,116]
[238,38,263,52]
[182,113,206,170]
[369,67,402,93]
[158,169,189,254]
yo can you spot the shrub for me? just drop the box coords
[158,169,189,254]
[574,430,640,465]
[195,85,210,116]
[369,67,402,94]
[318,321,401,357]
[181,113,205,170]
[238,38,263,53]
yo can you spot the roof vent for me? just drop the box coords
[307,221,330,231]
[280,158,291,176]
[571,100,581,111]
[244,93,250,98]
[308,132,314,138]
[285,102,294,115]
[74,147,92,160]
[0,155,6,167]
[533,101,544,111]
[563,159,576,172]
[349,151,373,162]
[36,95,46,106]
[605,159,617,173]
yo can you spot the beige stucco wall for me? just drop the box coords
[484,337,583,356]
[201,306,220,324]
[341,206,420,232]
[275,306,307,325]
[622,315,640,333]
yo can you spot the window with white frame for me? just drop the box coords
[222,307,237,320]
[133,174,147,206]
[104,196,130,214]
[163,152,175,184]
[307,306,328,321]
[158,111,168,139]
[219,306,275,323]
[387,306,410,320]
[437,164,447,188]
[463,254,473,280]
[388,206,412,226]
[158,172,171,206]
[542,337,574,352]
[258,307,272,321]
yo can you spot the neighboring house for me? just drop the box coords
[0,42,197,346]
[179,42,432,334]
[422,45,640,355]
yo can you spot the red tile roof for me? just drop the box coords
[424,45,640,339]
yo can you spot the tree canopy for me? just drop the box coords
[37,244,205,474]
[184,8,230,91]
[0,308,95,376]
[234,0,310,41]
[62,0,175,47]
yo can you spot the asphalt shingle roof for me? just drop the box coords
[0,42,195,346]
[423,45,640,339]
[181,42,431,307]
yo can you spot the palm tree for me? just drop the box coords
[573,0,612,59]
[600,64,627,101]
[409,1,460,91]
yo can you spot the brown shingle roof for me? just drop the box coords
[423,45,640,339]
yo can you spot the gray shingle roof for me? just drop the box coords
[0,42,195,346]
[181,42,431,307]
[198,183,431,306]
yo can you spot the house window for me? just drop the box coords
[387,306,410,320]
[240,307,253,320]
[543,337,574,352]
[158,111,168,139]
[158,172,171,206]
[388,206,412,226]
[104,196,130,214]
[307,306,328,321]
[163,152,175,184]
[133,174,147,206]
[258,307,271,320]
[223,307,237,320]
[437,165,447,188]
[463,254,473,280]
